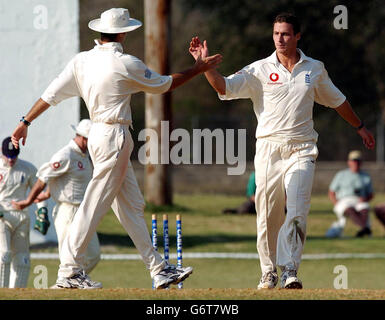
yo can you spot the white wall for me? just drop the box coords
[0,0,80,244]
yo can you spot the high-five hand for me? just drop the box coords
[194,52,222,74]
[189,37,209,61]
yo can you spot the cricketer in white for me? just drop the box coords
[11,8,222,289]
[189,13,375,289]
[0,137,46,288]
[12,120,101,277]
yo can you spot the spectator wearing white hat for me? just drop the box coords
[13,119,101,281]
[326,150,373,238]
[11,7,222,289]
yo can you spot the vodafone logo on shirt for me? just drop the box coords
[78,161,84,170]
[267,72,283,85]
[270,73,279,82]
[51,162,61,170]
[0,174,3,182]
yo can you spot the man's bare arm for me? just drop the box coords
[334,100,375,150]
[11,179,47,210]
[204,69,226,95]
[328,190,337,205]
[189,37,226,95]
[34,187,51,203]
[11,98,51,149]
[167,53,222,92]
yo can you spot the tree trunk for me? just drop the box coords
[144,0,173,205]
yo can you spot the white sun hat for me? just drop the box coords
[88,8,142,34]
[71,119,93,138]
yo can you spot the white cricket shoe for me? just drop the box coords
[280,269,302,289]
[55,270,103,289]
[257,270,278,289]
[153,264,193,289]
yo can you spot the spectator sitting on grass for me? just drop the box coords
[326,150,373,238]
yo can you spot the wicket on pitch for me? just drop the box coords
[152,214,183,289]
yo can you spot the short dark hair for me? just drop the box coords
[100,33,119,42]
[273,13,301,35]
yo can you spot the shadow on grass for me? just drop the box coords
[30,241,58,250]
[309,209,334,215]
[98,232,256,249]
[306,236,384,240]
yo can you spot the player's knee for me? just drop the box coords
[0,251,12,264]
[12,253,30,267]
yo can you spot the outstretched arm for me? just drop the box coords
[189,37,226,95]
[334,100,375,150]
[34,187,51,203]
[168,51,222,91]
[11,98,51,149]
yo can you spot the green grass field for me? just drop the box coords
[2,193,385,299]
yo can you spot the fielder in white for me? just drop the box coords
[12,120,101,276]
[189,12,375,289]
[0,137,46,288]
[11,8,222,289]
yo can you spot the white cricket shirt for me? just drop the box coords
[0,158,37,211]
[219,49,346,142]
[37,139,93,205]
[41,40,172,124]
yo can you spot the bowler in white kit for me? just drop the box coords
[189,12,375,289]
[11,8,222,289]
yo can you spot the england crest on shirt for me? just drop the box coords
[144,68,152,79]
[305,74,311,84]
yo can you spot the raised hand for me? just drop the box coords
[189,36,209,61]
[194,52,222,74]
[167,38,222,91]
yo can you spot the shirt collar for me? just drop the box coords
[94,39,123,53]
[0,156,14,169]
[267,48,310,67]
[69,139,87,157]
[0,157,7,168]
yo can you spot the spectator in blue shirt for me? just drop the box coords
[326,150,373,238]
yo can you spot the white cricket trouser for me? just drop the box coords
[333,196,370,228]
[254,138,318,274]
[0,210,30,288]
[52,202,100,274]
[58,123,165,278]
